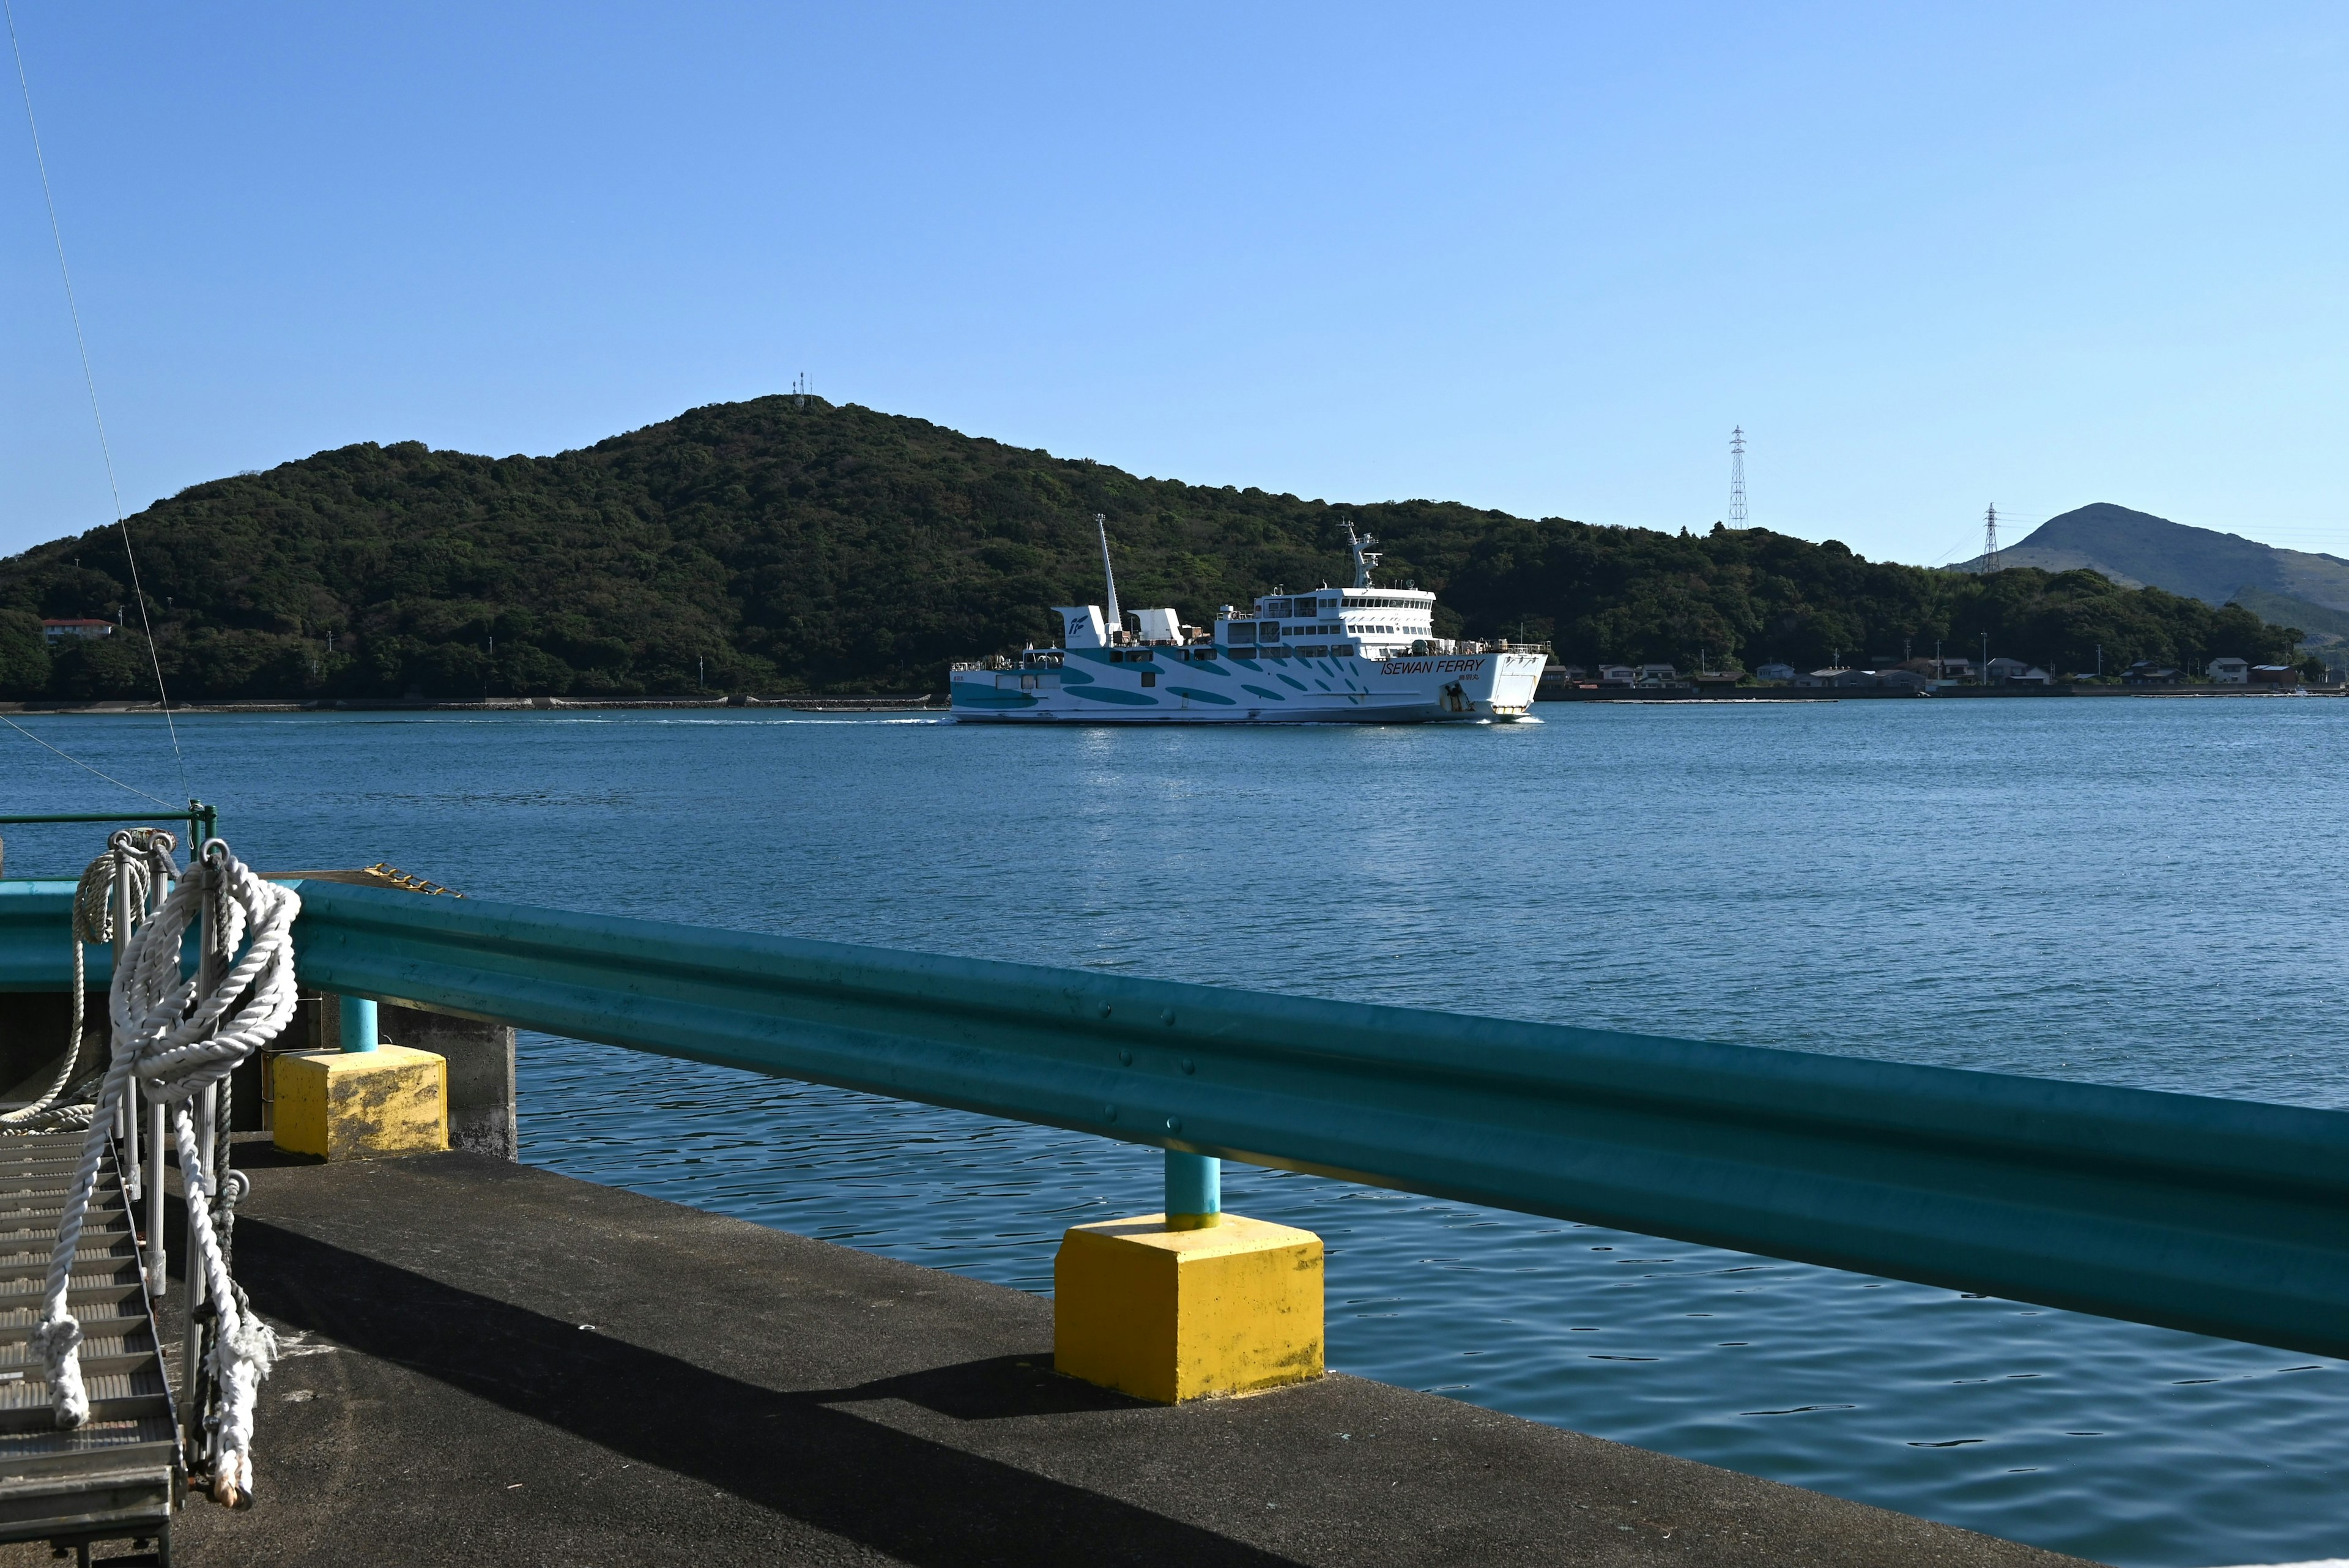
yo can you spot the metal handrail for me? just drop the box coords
[5,875,2348,1359]
[0,804,217,879]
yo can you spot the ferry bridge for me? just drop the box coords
[0,809,2340,1563]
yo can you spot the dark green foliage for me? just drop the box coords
[43,627,157,699]
[0,398,2306,697]
[0,610,48,696]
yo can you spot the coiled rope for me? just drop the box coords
[1,828,175,1129]
[30,839,300,1506]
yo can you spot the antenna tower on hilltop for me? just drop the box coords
[1981,503,2002,573]
[1728,427,1748,526]
[793,372,810,408]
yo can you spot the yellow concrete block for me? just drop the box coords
[1053,1213,1323,1403]
[270,1046,448,1161]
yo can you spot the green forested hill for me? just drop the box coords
[0,396,2312,699]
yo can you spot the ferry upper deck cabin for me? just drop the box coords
[1213,585,1441,661]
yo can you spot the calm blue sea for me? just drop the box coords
[6,698,2347,1567]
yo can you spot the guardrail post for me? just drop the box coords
[338,995,378,1053]
[1163,1150,1220,1228]
[1053,1148,1322,1404]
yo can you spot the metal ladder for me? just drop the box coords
[0,1128,177,1564]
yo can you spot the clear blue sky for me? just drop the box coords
[2,2,2343,564]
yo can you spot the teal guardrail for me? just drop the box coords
[0,882,114,990]
[6,877,2349,1360]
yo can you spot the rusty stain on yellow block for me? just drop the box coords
[270,1046,448,1161]
[1054,1212,1323,1403]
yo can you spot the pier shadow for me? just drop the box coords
[225,1213,1305,1567]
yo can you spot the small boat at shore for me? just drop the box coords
[949,520,1548,724]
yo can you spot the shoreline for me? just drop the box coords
[5,685,2337,715]
[1538,682,2343,703]
[0,694,949,715]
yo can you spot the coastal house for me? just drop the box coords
[1984,657,2032,683]
[40,618,112,641]
[1535,665,1590,700]
[1636,664,1679,685]
[2123,661,2181,685]
[1876,669,1932,692]
[1754,662,1796,684]
[1597,665,1636,686]
[2208,657,2249,684]
[2249,665,2299,685]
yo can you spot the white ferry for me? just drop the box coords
[950,520,1547,724]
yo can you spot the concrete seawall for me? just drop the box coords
[0,1151,2097,1567]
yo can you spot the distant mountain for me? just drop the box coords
[1957,503,2349,633]
[0,402,2316,699]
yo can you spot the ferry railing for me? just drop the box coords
[4,877,2349,1361]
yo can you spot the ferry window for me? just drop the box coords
[1228,624,1255,644]
[1140,672,1157,687]
[1196,649,1215,660]
[1258,622,1280,640]
[1265,598,1291,617]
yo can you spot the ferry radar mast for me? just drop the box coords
[1343,521,1381,589]
[1096,513,1121,636]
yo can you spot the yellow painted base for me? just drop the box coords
[270,1046,448,1161]
[1054,1213,1323,1403]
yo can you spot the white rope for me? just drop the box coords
[1,830,171,1129]
[30,839,299,1507]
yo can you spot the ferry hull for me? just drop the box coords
[952,648,1546,724]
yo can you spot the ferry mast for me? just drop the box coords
[1343,522,1382,589]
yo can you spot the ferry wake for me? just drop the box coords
[950,520,1548,724]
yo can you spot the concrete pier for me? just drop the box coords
[0,1151,2095,1567]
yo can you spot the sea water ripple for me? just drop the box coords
[4,698,2345,1567]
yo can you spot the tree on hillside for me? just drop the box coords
[0,611,49,697]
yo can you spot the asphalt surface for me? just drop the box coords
[6,1151,2097,1566]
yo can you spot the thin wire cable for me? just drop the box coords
[0,713,175,807]
[5,1,190,802]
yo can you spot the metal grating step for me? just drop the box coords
[0,1369,171,1435]
[0,1129,175,1551]
[0,1216,129,1246]
[0,1339,155,1381]
[0,1243,140,1284]
[0,1305,152,1347]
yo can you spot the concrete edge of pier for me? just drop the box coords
[0,1151,2101,1567]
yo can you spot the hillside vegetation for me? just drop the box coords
[0,397,2312,700]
